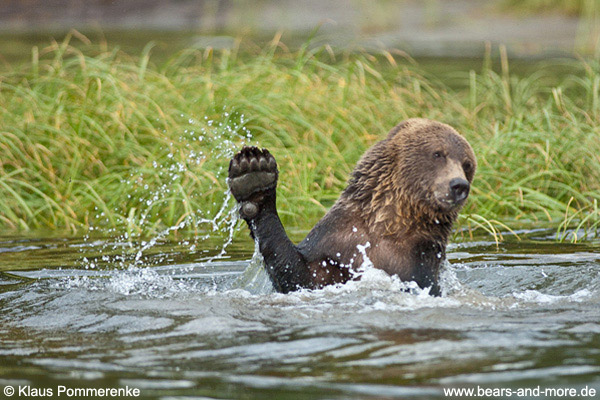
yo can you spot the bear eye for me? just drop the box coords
[433,151,443,159]
[463,161,473,172]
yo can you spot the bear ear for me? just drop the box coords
[387,120,413,140]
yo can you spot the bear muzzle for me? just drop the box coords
[434,177,470,209]
[431,158,471,209]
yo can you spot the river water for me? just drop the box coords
[0,231,599,399]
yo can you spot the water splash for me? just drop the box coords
[79,107,251,284]
[231,239,273,294]
[57,267,199,298]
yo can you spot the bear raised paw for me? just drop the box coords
[228,147,278,220]
[228,118,477,295]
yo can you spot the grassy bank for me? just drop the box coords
[1,35,600,241]
[502,0,592,15]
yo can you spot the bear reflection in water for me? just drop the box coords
[228,118,476,295]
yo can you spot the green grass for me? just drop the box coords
[501,0,591,15]
[1,34,600,241]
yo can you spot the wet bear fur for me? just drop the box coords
[228,118,477,295]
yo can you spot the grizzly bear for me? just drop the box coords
[228,118,476,295]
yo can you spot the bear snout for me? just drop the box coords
[449,178,470,204]
[432,159,470,209]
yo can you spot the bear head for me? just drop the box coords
[343,118,477,237]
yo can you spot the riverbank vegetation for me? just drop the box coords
[1,34,599,241]
[502,0,593,16]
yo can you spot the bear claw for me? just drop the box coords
[228,146,278,203]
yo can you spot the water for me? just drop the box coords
[1,232,599,399]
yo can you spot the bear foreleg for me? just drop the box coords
[228,147,314,293]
